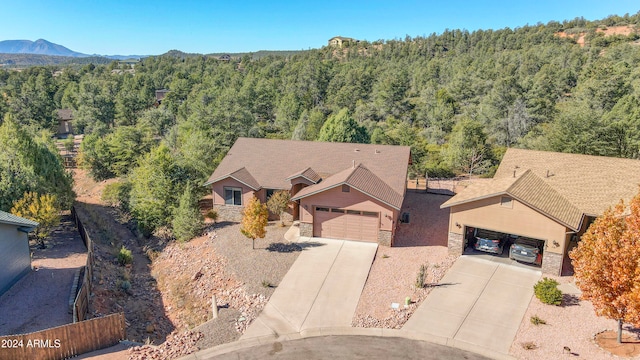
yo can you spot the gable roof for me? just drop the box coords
[291,164,404,210]
[204,167,260,190]
[442,148,640,229]
[56,109,73,121]
[0,210,39,229]
[286,167,321,184]
[205,138,410,196]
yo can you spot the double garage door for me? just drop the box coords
[313,207,379,242]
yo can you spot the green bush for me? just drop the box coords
[172,184,204,242]
[102,180,132,209]
[425,163,456,178]
[117,246,133,266]
[534,277,562,305]
[530,315,546,325]
[415,264,428,288]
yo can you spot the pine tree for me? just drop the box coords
[172,184,204,242]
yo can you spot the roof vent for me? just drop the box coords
[352,160,356,168]
[375,149,380,154]
[354,148,360,152]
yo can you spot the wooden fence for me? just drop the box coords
[70,207,93,322]
[0,313,125,360]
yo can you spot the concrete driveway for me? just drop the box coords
[241,237,377,339]
[403,256,541,355]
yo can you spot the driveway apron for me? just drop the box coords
[403,256,541,354]
[242,237,377,339]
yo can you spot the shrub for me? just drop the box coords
[117,246,133,266]
[534,277,562,305]
[425,163,456,178]
[172,184,204,242]
[205,209,218,222]
[102,180,132,209]
[119,280,132,293]
[521,341,538,350]
[530,315,546,325]
[415,264,428,288]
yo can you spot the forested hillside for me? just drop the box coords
[1,12,639,236]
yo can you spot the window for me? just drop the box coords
[266,189,275,200]
[224,187,242,205]
[401,212,410,223]
[347,210,361,215]
[316,207,330,212]
[500,196,513,208]
[342,184,350,192]
[362,211,378,217]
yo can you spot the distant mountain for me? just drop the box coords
[0,39,87,57]
[0,39,147,60]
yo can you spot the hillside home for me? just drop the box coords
[56,109,73,138]
[0,211,38,295]
[328,36,359,47]
[204,138,411,245]
[441,148,640,275]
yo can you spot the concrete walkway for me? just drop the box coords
[403,256,541,355]
[241,237,377,339]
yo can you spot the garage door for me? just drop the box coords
[313,207,379,242]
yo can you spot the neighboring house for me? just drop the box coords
[441,148,640,275]
[0,211,38,295]
[155,89,170,105]
[204,138,411,245]
[56,109,74,138]
[328,36,359,47]
[218,54,231,61]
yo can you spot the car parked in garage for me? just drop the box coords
[509,238,543,265]
[473,229,505,255]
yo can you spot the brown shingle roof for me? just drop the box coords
[495,148,640,216]
[285,167,321,184]
[442,148,640,229]
[291,164,404,209]
[204,167,260,190]
[205,138,410,196]
[56,109,73,121]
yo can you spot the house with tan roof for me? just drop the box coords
[441,148,640,275]
[204,138,411,245]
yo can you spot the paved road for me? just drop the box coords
[196,335,492,360]
[241,238,377,339]
[404,256,541,354]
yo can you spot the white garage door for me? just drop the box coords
[313,207,379,242]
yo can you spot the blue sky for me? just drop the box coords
[2,0,639,55]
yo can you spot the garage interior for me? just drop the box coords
[463,226,545,268]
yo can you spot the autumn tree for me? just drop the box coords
[569,191,640,343]
[11,192,60,248]
[266,190,291,226]
[240,196,268,250]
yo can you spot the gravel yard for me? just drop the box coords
[510,275,631,360]
[353,192,458,328]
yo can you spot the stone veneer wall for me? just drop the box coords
[448,232,464,255]
[299,222,313,237]
[213,204,244,222]
[542,251,563,275]
[377,230,392,246]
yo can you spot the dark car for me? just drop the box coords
[509,238,543,265]
[473,229,505,255]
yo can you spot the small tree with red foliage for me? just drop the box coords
[570,190,640,343]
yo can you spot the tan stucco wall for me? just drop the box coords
[448,196,569,255]
[298,186,397,231]
[211,178,256,206]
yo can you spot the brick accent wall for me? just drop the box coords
[213,204,244,222]
[448,232,464,255]
[542,251,563,275]
[299,222,313,237]
[377,230,392,246]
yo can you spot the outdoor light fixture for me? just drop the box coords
[455,222,461,228]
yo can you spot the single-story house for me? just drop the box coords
[204,138,411,245]
[441,148,640,275]
[0,211,38,295]
[56,109,74,138]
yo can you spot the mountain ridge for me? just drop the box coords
[0,39,146,60]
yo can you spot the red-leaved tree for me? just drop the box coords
[570,190,640,343]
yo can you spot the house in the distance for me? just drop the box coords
[204,138,411,245]
[56,109,74,138]
[441,148,640,275]
[155,89,170,105]
[0,211,38,295]
[328,36,359,47]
